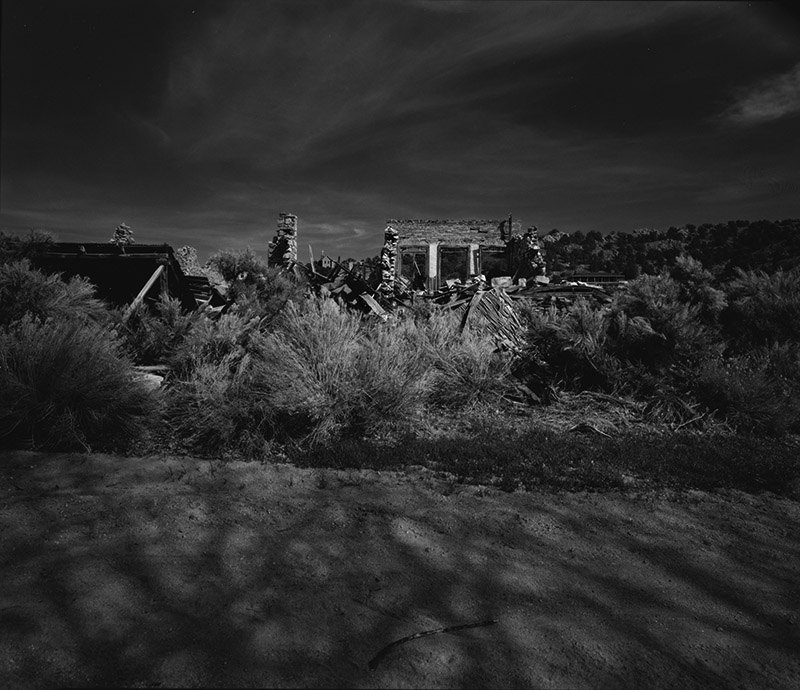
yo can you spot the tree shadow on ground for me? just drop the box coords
[1,450,798,688]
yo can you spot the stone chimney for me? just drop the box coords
[508,226,547,282]
[379,225,399,297]
[109,223,134,246]
[268,213,298,268]
[174,246,204,276]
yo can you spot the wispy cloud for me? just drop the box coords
[2,0,799,258]
[723,63,800,125]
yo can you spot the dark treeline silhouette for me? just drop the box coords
[542,219,800,279]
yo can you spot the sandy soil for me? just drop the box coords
[1,450,798,689]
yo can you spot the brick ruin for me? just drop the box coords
[380,217,547,293]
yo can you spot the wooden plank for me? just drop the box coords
[459,290,484,333]
[359,293,387,318]
[159,261,168,298]
[121,264,165,322]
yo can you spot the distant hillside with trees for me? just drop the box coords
[543,218,800,280]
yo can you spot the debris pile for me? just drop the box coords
[302,257,388,319]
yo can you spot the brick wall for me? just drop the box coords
[388,219,520,247]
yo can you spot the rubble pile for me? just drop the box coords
[301,258,388,319]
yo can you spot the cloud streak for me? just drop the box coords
[2,1,799,260]
[724,63,800,125]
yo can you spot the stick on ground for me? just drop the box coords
[368,619,498,671]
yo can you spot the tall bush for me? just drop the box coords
[0,230,54,265]
[610,273,723,369]
[0,260,109,327]
[407,308,514,408]
[164,350,275,458]
[668,255,727,323]
[207,246,306,321]
[722,267,800,350]
[693,350,800,436]
[115,295,201,365]
[169,310,267,377]
[349,317,436,438]
[0,316,156,450]
[520,300,619,393]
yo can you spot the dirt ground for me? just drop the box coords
[1,450,798,689]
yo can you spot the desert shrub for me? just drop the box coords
[167,298,503,452]
[604,310,665,367]
[516,277,729,404]
[207,246,306,321]
[207,246,270,284]
[693,350,800,436]
[164,350,274,458]
[405,296,439,323]
[0,316,156,450]
[721,267,800,350]
[0,260,109,327]
[668,255,727,323]
[0,230,54,265]
[169,310,268,377]
[413,309,515,408]
[254,298,363,444]
[519,300,620,393]
[760,341,800,388]
[115,295,202,365]
[348,317,436,438]
[610,273,723,369]
[174,297,428,449]
[165,298,361,451]
[163,308,276,455]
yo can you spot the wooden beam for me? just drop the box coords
[427,242,439,293]
[121,264,165,322]
[41,252,171,260]
[159,261,168,298]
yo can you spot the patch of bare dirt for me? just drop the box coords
[1,450,798,688]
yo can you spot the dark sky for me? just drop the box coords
[2,1,799,261]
